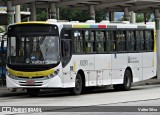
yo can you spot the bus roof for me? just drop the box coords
[12,20,155,30]
[47,19,155,29]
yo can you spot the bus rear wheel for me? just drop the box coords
[70,73,82,95]
[27,88,40,97]
[113,70,132,91]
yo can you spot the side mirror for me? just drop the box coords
[1,40,4,50]
[1,32,7,50]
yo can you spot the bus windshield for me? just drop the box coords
[8,34,59,65]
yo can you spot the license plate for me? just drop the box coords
[26,80,35,85]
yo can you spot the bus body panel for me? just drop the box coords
[132,68,142,82]
[95,54,111,86]
[102,70,112,85]
[111,54,128,84]
[128,53,143,82]
[142,52,154,80]
[72,55,96,86]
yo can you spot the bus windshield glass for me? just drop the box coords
[7,24,60,65]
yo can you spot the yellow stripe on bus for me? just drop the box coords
[8,68,54,78]
[154,30,156,52]
[16,21,49,25]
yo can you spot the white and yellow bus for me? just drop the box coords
[5,20,156,96]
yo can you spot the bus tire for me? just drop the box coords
[70,73,82,95]
[113,70,132,91]
[27,88,40,97]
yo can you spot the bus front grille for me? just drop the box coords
[19,81,43,86]
[17,76,45,79]
[20,84,42,86]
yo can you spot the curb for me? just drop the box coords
[132,78,160,86]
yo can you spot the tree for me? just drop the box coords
[36,8,48,21]
[136,13,144,22]
[59,8,108,22]
[59,8,90,22]
[95,10,108,22]
[21,7,108,22]
[136,13,154,23]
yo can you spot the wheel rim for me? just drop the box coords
[126,76,130,87]
[125,71,131,88]
[75,77,81,90]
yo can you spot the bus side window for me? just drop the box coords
[10,37,16,56]
[108,30,117,52]
[145,30,154,51]
[85,30,95,53]
[61,29,72,67]
[96,31,105,53]
[74,30,84,53]
[136,31,140,51]
[136,30,145,52]
[127,31,136,52]
[117,31,127,52]
[140,31,145,51]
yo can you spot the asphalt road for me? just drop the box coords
[0,85,160,114]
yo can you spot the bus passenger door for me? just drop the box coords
[61,29,73,87]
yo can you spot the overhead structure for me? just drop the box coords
[1,0,160,21]
[1,0,160,12]
[0,0,160,79]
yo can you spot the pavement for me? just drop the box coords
[0,77,160,96]
[132,77,160,86]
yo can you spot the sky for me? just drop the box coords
[115,12,124,21]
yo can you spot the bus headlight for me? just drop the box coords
[48,69,60,79]
[7,72,17,79]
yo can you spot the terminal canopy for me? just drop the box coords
[0,0,160,13]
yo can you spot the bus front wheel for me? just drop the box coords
[70,73,82,95]
[113,70,132,91]
[27,88,40,97]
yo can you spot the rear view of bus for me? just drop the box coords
[6,23,62,96]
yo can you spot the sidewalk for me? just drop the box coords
[132,77,160,86]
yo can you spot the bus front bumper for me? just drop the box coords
[6,75,63,88]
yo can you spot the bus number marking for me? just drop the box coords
[128,56,139,63]
[80,60,88,66]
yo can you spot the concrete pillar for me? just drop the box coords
[57,8,60,20]
[7,1,14,25]
[27,8,30,21]
[89,5,95,20]
[15,5,21,23]
[109,12,115,21]
[30,2,36,21]
[144,13,147,24]
[130,11,136,23]
[111,12,115,21]
[155,9,160,79]
[46,8,49,19]
[124,7,130,21]
[47,8,51,19]
[109,12,111,21]
[50,3,57,19]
